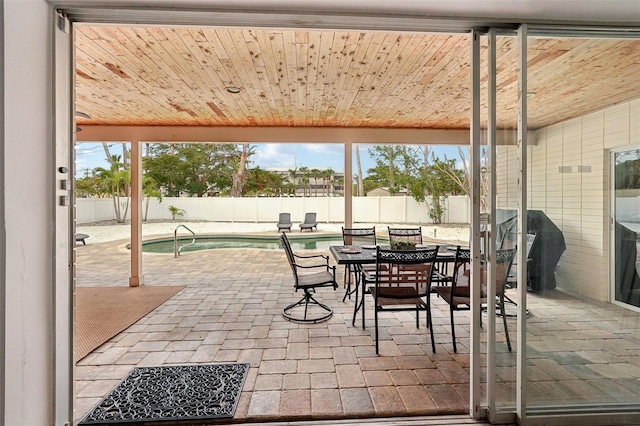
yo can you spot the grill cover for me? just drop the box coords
[496,209,566,293]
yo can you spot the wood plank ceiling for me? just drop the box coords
[74,25,640,131]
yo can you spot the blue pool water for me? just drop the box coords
[138,235,345,253]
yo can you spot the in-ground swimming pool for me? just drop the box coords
[135,235,349,253]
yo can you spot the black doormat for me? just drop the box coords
[79,363,250,425]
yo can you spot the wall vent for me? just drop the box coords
[578,165,592,173]
[559,166,572,173]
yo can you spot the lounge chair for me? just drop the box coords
[277,213,292,232]
[299,212,318,232]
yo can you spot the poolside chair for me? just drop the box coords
[434,247,516,353]
[277,212,292,232]
[365,246,438,354]
[280,233,338,323]
[299,212,318,232]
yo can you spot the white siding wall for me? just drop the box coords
[497,99,640,302]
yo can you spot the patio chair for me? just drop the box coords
[434,247,516,353]
[299,212,318,232]
[280,232,338,323]
[277,212,292,232]
[341,227,377,302]
[387,227,423,247]
[366,246,438,354]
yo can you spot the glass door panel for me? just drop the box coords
[614,148,640,308]
[524,31,640,413]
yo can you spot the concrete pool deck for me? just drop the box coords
[76,221,471,245]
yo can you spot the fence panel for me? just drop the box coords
[77,195,471,224]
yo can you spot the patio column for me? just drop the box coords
[344,142,353,227]
[129,140,144,286]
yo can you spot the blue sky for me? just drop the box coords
[75,142,465,178]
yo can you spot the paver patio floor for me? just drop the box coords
[74,235,640,424]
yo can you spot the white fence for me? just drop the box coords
[76,195,471,225]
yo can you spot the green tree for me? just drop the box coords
[144,143,242,197]
[298,166,311,196]
[93,155,131,223]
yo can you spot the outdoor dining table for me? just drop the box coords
[329,244,457,329]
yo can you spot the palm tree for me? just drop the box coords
[93,163,131,223]
[298,166,310,196]
[355,145,365,196]
[310,168,321,196]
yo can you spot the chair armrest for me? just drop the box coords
[294,253,329,262]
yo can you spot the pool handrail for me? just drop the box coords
[174,224,196,257]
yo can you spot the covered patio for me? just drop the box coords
[74,232,640,424]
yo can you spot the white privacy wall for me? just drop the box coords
[497,98,640,302]
[77,195,471,225]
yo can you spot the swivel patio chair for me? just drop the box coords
[434,247,516,353]
[341,227,377,302]
[277,212,292,232]
[366,246,438,354]
[280,232,338,323]
[299,212,318,232]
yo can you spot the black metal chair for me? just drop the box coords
[367,247,438,354]
[341,227,376,302]
[280,233,337,323]
[387,227,423,248]
[299,212,318,232]
[435,247,516,353]
[277,212,292,232]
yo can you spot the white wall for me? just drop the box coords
[77,195,472,225]
[3,1,53,424]
[497,99,640,302]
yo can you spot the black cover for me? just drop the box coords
[496,209,566,293]
[615,222,640,307]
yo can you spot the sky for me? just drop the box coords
[74,142,466,178]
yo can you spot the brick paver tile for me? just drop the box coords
[310,372,338,389]
[164,351,195,364]
[286,342,309,360]
[283,373,310,390]
[397,385,438,413]
[311,388,343,417]
[389,370,421,386]
[254,374,283,391]
[363,370,394,387]
[434,360,469,384]
[247,391,281,417]
[368,386,406,416]
[298,358,335,374]
[280,390,311,417]
[238,349,264,367]
[288,329,309,343]
[415,368,447,385]
[426,384,466,411]
[340,388,374,416]
[309,347,333,359]
[263,348,286,360]
[358,356,398,371]
[259,360,298,374]
[336,364,366,388]
[189,345,220,363]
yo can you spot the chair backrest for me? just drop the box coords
[280,233,298,280]
[278,213,291,224]
[342,227,376,246]
[388,227,423,245]
[375,247,438,298]
[303,212,317,224]
[452,247,515,299]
